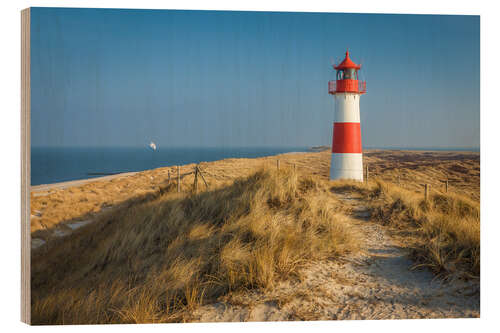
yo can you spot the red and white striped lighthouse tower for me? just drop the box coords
[328,50,366,181]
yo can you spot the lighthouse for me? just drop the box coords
[328,50,366,181]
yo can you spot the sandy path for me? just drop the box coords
[190,192,479,322]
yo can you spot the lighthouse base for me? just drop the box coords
[330,153,363,181]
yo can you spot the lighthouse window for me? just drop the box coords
[344,68,357,80]
[336,70,344,80]
[336,69,358,80]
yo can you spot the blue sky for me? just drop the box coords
[30,8,479,148]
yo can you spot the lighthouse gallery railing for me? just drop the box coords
[328,80,366,94]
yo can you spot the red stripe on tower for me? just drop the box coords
[332,122,362,153]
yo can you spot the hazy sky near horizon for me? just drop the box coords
[30,8,479,148]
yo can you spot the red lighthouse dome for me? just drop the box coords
[328,50,366,94]
[334,50,361,70]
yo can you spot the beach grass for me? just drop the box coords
[330,179,480,280]
[30,150,480,238]
[30,149,480,323]
[31,167,358,324]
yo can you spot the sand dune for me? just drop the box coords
[30,149,479,243]
[29,149,480,323]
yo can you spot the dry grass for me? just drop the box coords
[30,169,179,235]
[31,167,358,325]
[362,150,480,201]
[30,153,327,235]
[31,150,479,236]
[330,179,480,280]
[30,149,480,323]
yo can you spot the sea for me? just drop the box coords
[31,146,479,186]
[31,146,311,186]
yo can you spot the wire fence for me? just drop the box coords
[166,160,457,202]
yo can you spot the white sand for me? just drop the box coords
[32,219,98,251]
[66,220,92,230]
[31,238,46,250]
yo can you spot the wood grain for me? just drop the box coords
[21,7,31,325]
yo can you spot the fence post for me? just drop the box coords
[177,166,180,193]
[293,163,296,172]
[198,166,209,189]
[397,175,400,185]
[424,184,430,202]
[168,170,170,183]
[277,159,280,171]
[194,166,198,193]
[445,179,449,193]
[365,165,369,183]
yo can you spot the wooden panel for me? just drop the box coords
[21,7,31,325]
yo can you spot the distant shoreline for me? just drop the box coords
[364,147,480,152]
[31,146,311,186]
[306,147,480,153]
[30,148,479,192]
[31,172,138,193]
[31,151,314,192]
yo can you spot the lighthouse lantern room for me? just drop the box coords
[328,50,366,181]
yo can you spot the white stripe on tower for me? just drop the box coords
[334,93,360,122]
[330,151,363,180]
[330,93,363,181]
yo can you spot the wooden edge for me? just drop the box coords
[21,7,31,325]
